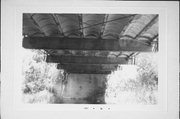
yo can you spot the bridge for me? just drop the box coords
[23,13,158,104]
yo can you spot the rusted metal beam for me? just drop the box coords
[46,55,128,64]
[23,37,153,52]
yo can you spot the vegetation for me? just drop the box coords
[22,49,64,103]
[105,53,158,104]
[22,50,158,104]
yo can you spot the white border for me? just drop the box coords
[14,5,166,111]
[2,1,179,119]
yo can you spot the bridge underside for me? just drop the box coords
[23,13,158,103]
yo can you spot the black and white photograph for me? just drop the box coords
[1,1,179,119]
[22,13,158,104]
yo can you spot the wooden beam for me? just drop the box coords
[46,55,128,64]
[57,64,118,71]
[66,70,112,74]
[23,37,152,52]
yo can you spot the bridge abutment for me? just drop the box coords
[52,74,107,104]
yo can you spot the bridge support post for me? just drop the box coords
[54,74,108,104]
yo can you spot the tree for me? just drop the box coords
[136,53,158,86]
[22,50,59,94]
[105,53,158,104]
